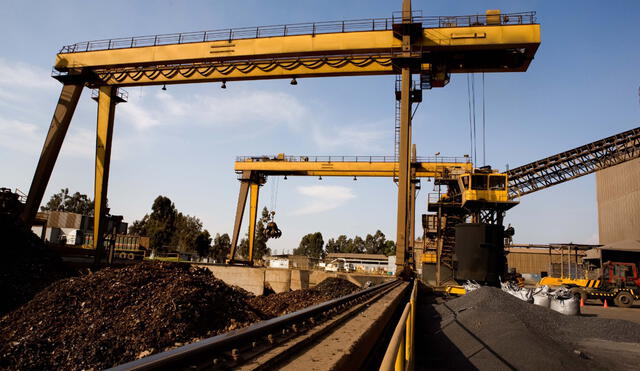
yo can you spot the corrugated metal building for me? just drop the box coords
[506,246,587,277]
[596,158,640,244]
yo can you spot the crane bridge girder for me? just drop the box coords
[53,16,539,87]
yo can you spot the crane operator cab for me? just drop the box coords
[458,167,519,212]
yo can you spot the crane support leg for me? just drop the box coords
[395,68,412,272]
[93,86,117,266]
[20,83,83,224]
[229,172,251,263]
[247,182,260,264]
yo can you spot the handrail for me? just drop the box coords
[59,12,536,54]
[380,279,417,371]
[236,155,471,164]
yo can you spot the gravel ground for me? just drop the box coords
[420,286,640,370]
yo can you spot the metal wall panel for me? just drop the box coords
[596,158,640,244]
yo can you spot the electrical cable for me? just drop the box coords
[467,74,474,162]
[471,73,477,163]
[482,72,486,167]
[411,101,421,120]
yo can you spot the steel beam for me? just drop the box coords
[20,84,83,224]
[55,25,540,79]
[93,86,117,266]
[247,182,260,263]
[234,159,471,178]
[228,172,251,262]
[395,0,414,273]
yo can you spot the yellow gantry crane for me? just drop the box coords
[20,0,539,269]
[228,152,472,263]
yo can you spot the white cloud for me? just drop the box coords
[118,89,307,131]
[60,128,94,158]
[0,116,94,159]
[0,58,58,104]
[293,185,355,215]
[0,117,41,153]
[311,122,389,152]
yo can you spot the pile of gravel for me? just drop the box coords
[430,286,640,370]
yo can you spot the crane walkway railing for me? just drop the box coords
[236,155,471,164]
[59,12,536,53]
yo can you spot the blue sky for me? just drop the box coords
[2,1,639,253]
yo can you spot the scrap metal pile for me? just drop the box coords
[0,261,361,370]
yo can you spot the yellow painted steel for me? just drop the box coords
[20,83,83,224]
[235,160,472,178]
[94,57,394,86]
[380,280,417,371]
[247,182,260,262]
[538,277,601,288]
[55,26,539,72]
[54,24,540,86]
[93,86,117,262]
[421,252,436,263]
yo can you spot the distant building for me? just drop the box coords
[325,253,389,273]
[264,254,320,269]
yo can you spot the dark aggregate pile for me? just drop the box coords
[431,287,640,370]
[0,262,262,370]
[0,215,73,315]
[249,278,361,318]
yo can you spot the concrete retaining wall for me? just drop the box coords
[196,264,393,295]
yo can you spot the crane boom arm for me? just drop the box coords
[507,127,640,198]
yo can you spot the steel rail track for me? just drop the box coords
[109,279,401,371]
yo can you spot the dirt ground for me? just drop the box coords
[581,300,640,324]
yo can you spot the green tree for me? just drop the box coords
[364,230,387,255]
[145,196,177,252]
[384,240,396,256]
[239,207,272,260]
[128,215,148,235]
[195,230,212,258]
[347,236,365,253]
[171,213,203,253]
[293,232,324,258]
[325,235,353,254]
[41,188,95,215]
[211,233,231,262]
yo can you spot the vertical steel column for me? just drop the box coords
[229,173,250,262]
[21,83,83,224]
[247,182,260,264]
[408,144,417,266]
[93,86,117,266]
[395,0,413,272]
